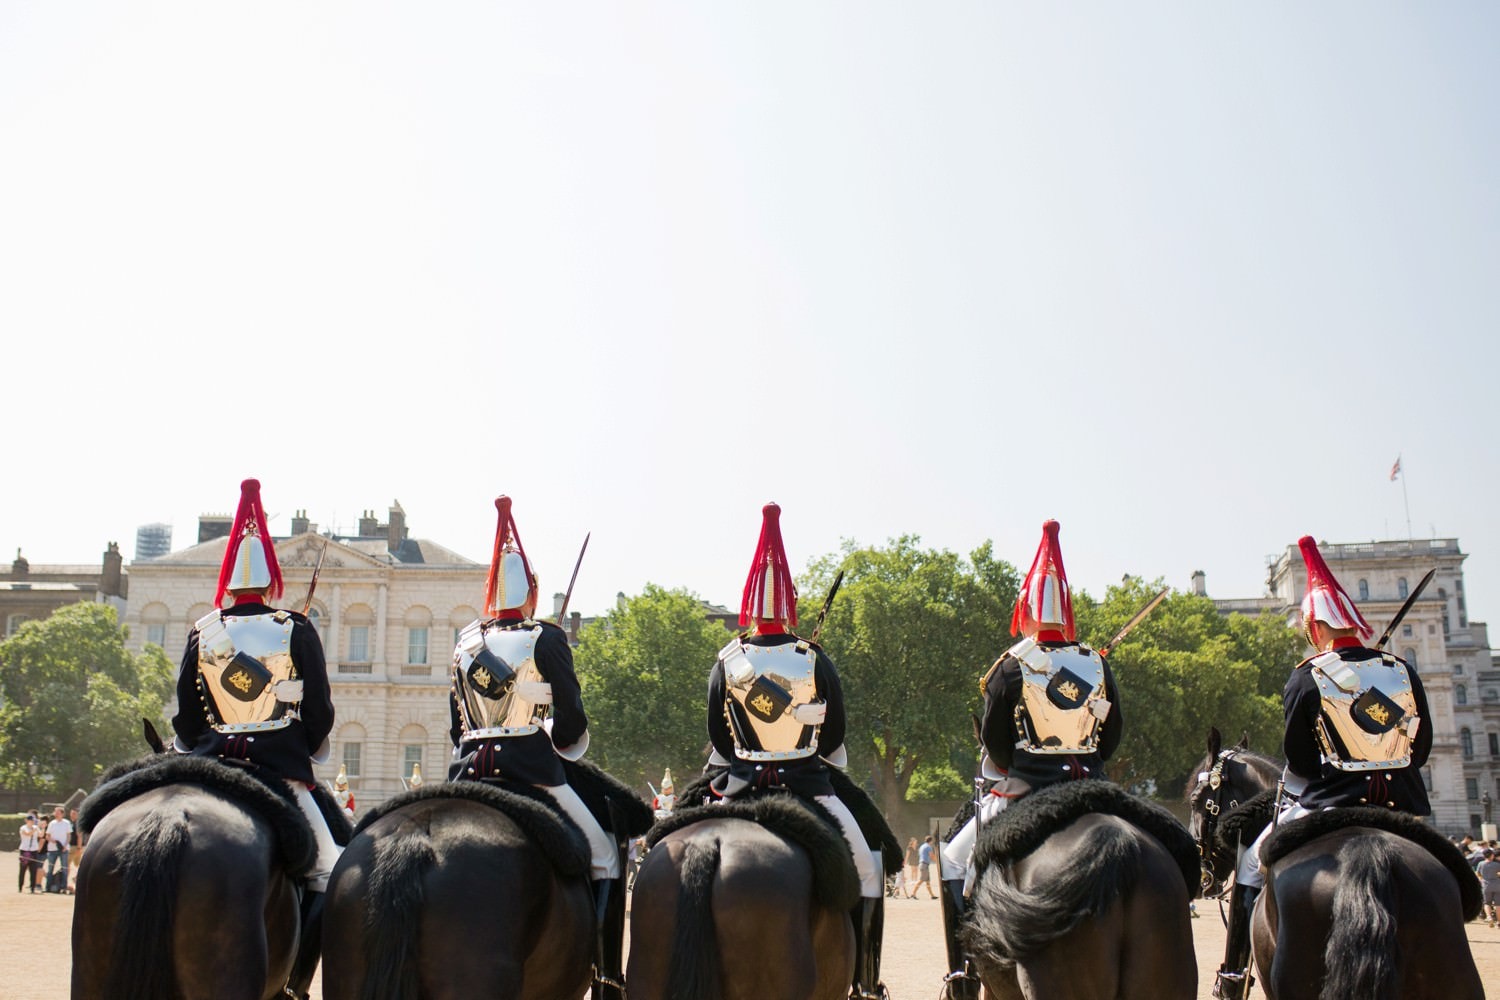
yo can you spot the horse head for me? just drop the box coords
[1185,729,1280,898]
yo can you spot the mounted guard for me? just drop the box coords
[939,519,1123,998]
[448,496,626,1000]
[706,502,888,1000]
[170,477,339,999]
[1212,535,1434,1000]
[652,769,675,818]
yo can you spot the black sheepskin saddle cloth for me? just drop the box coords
[972,779,1200,897]
[1216,788,1277,851]
[353,780,593,878]
[1262,807,1483,921]
[647,788,861,911]
[78,754,354,878]
[673,766,903,877]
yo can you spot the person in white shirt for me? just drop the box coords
[44,807,72,893]
[17,813,43,893]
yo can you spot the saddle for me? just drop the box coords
[79,754,353,878]
[354,780,594,878]
[562,757,656,840]
[971,779,1200,897]
[1261,806,1483,920]
[648,787,862,910]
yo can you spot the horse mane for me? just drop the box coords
[973,780,1200,898]
[80,754,315,876]
[1182,747,1282,802]
[1262,807,1482,921]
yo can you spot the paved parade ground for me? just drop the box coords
[5,867,1497,999]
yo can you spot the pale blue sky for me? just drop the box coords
[3,4,1497,630]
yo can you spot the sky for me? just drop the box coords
[2,4,1497,629]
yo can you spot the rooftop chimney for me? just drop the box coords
[358,510,379,537]
[1191,570,1206,597]
[12,549,28,576]
[290,509,310,535]
[387,501,407,553]
[198,514,232,543]
[101,542,124,598]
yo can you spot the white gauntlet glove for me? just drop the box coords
[273,679,304,703]
[791,701,828,725]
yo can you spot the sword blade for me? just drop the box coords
[556,532,591,624]
[810,569,845,643]
[1100,587,1169,657]
[301,537,331,615]
[1374,567,1436,650]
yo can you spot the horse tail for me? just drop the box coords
[964,818,1143,966]
[1321,833,1399,1000]
[666,836,723,1000]
[106,810,189,999]
[358,829,438,1000]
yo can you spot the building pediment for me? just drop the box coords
[276,533,388,570]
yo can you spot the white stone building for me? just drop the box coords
[1212,537,1490,835]
[122,504,485,807]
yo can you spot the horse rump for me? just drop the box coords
[964,816,1143,969]
[103,811,190,1000]
[326,822,437,1000]
[1320,833,1399,1000]
[665,837,724,1000]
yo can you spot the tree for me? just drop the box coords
[800,537,1020,818]
[1073,578,1302,795]
[0,602,174,794]
[573,585,732,792]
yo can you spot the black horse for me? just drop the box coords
[72,754,323,1000]
[961,780,1200,1000]
[1187,728,1484,1000]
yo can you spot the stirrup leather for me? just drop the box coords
[1212,969,1252,1000]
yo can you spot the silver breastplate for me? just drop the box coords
[720,637,821,761]
[196,609,298,734]
[1309,651,1420,772]
[452,621,549,740]
[1011,639,1111,755]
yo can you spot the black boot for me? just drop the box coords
[848,896,889,1000]
[591,878,627,1000]
[1213,883,1260,1000]
[939,879,981,1000]
[286,889,325,1000]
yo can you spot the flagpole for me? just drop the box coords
[1399,457,1412,541]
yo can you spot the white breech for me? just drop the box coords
[1235,800,1314,889]
[814,794,882,898]
[540,783,621,881]
[940,794,1009,890]
[287,780,342,893]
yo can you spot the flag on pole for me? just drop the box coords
[1389,456,1401,482]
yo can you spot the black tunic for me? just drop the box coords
[1283,646,1432,813]
[448,619,586,787]
[171,601,334,785]
[707,632,847,799]
[979,641,1123,789]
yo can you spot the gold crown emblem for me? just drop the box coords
[228,670,253,694]
[1058,680,1081,701]
[472,666,493,689]
[1365,703,1391,726]
[750,693,776,716]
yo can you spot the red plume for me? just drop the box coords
[1011,519,1074,640]
[740,502,798,628]
[213,478,283,606]
[483,496,532,616]
[1297,535,1372,638]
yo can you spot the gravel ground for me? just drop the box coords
[9,858,1497,999]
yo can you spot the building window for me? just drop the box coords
[1466,778,1480,801]
[1401,624,1413,638]
[342,741,362,780]
[1487,689,1500,704]
[1403,648,1417,668]
[146,624,167,647]
[1461,728,1474,759]
[1421,767,1433,792]
[1455,664,1465,675]
[1489,733,1499,757]
[1472,814,1483,831]
[5,614,28,637]
[407,627,429,665]
[1357,578,1369,601]
[1457,685,1468,705]
[403,745,424,781]
[347,626,370,662]
[1397,577,1408,598]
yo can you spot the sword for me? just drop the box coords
[1373,568,1436,651]
[810,569,845,644]
[301,537,330,615]
[1099,587,1169,657]
[556,532,590,624]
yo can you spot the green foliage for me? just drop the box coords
[574,585,731,793]
[905,761,971,801]
[1074,578,1301,796]
[800,537,1020,815]
[0,602,174,794]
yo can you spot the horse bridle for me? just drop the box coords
[1194,748,1245,900]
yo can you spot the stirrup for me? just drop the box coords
[1212,970,1251,1000]
[850,987,889,1000]
[592,971,627,997]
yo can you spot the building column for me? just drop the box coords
[327,584,342,667]
[375,583,388,675]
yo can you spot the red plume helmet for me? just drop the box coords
[483,496,536,619]
[214,478,284,606]
[740,502,798,628]
[1011,519,1074,640]
[1297,535,1372,639]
